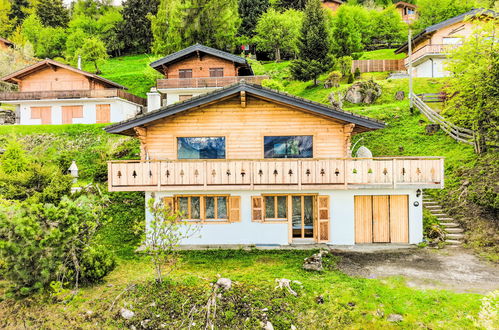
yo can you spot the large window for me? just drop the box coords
[209,68,224,77]
[177,137,226,159]
[264,136,313,158]
[179,69,193,78]
[176,195,228,222]
[264,195,287,220]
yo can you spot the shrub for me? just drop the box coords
[338,56,353,76]
[290,59,323,85]
[324,71,342,88]
[347,73,354,84]
[79,245,117,284]
[354,67,361,80]
[261,79,284,91]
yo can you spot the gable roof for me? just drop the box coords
[150,43,253,74]
[394,1,417,9]
[396,8,497,53]
[0,58,127,89]
[0,37,14,48]
[322,0,343,4]
[105,81,385,136]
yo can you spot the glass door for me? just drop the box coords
[292,195,314,239]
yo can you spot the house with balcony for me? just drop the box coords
[394,1,418,24]
[395,9,497,78]
[147,44,267,111]
[105,81,444,247]
[0,59,146,125]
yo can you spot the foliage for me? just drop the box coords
[9,0,30,27]
[79,245,117,284]
[338,55,353,76]
[253,8,303,61]
[354,67,361,80]
[35,0,69,28]
[330,4,369,56]
[369,5,407,47]
[324,70,342,88]
[443,21,499,152]
[120,0,159,54]
[0,0,13,36]
[290,59,323,85]
[0,195,114,297]
[151,0,240,55]
[96,9,124,57]
[75,37,109,74]
[261,78,285,91]
[275,0,307,10]
[145,198,198,282]
[423,208,444,242]
[237,0,269,38]
[0,139,28,174]
[298,0,331,64]
[71,0,115,17]
[64,28,88,62]
[413,0,479,32]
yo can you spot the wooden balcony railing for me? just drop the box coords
[404,44,460,66]
[107,157,444,192]
[0,89,147,106]
[156,75,268,89]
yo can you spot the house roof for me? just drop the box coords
[0,58,127,89]
[0,37,14,47]
[396,8,497,54]
[394,1,417,9]
[150,43,254,74]
[322,0,343,4]
[105,81,385,136]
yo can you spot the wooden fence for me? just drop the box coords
[411,93,475,146]
[351,59,405,73]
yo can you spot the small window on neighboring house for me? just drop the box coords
[179,69,193,78]
[264,195,288,220]
[264,136,313,158]
[407,8,415,15]
[179,95,193,102]
[209,68,224,77]
[177,137,226,159]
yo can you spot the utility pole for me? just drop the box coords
[408,29,413,110]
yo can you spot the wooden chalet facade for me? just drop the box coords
[147,44,267,111]
[0,59,145,125]
[396,9,497,78]
[394,1,418,24]
[0,37,14,50]
[106,82,444,247]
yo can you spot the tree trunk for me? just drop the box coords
[275,47,281,62]
[94,61,101,75]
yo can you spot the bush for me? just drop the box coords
[338,56,353,76]
[261,79,284,91]
[347,73,354,84]
[79,245,117,284]
[324,71,342,88]
[290,59,323,85]
[354,67,361,80]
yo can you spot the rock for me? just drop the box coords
[0,109,16,125]
[387,314,403,322]
[275,279,298,296]
[140,319,151,327]
[344,80,382,104]
[328,91,343,111]
[425,124,440,135]
[376,309,384,317]
[291,325,297,330]
[316,295,324,304]
[120,308,135,320]
[395,91,405,100]
[264,321,274,330]
[215,278,232,291]
[303,250,329,272]
[356,146,373,158]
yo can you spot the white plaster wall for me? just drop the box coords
[145,188,423,246]
[16,98,141,125]
[158,87,219,106]
[414,58,450,78]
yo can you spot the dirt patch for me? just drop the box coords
[333,247,499,294]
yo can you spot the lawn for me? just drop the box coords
[356,49,406,60]
[0,250,488,329]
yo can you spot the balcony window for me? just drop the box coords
[177,137,226,159]
[209,68,224,77]
[264,136,313,158]
[179,69,193,78]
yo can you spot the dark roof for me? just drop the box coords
[0,58,127,89]
[0,37,14,47]
[394,1,417,9]
[322,0,343,4]
[396,8,497,54]
[150,43,253,74]
[105,81,385,136]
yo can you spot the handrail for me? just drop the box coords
[404,44,460,65]
[157,75,268,89]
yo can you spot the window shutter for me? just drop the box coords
[317,195,330,242]
[163,197,174,211]
[228,196,241,222]
[251,196,264,222]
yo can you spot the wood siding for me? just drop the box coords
[62,105,83,124]
[143,95,350,160]
[162,54,238,79]
[372,195,390,243]
[19,67,107,92]
[31,106,51,124]
[96,104,111,123]
[354,196,373,243]
[389,195,409,243]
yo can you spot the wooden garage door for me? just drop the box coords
[354,195,409,243]
[62,106,83,124]
[96,104,111,123]
[31,106,52,124]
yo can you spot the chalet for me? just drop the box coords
[394,1,418,24]
[321,0,343,12]
[396,9,497,78]
[0,59,146,125]
[147,44,267,111]
[0,37,14,50]
[105,82,444,247]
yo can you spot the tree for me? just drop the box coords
[414,0,479,32]
[237,0,269,37]
[275,0,307,10]
[298,0,330,63]
[35,0,69,28]
[290,59,323,85]
[370,6,407,47]
[76,37,108,74]
[330,5,370,57]
[71,0,114,17]
[145,198,198,283]
[97,10,124,57]
[65,28,88,62]
[253,8,303,61]
[9,0,31,27]
[443,21,499,153]
[0,0,13,36]
[120,0,159,54]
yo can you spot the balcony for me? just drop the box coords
[0,89,147,106]
[156,75,268,90]
[404,44,460,66]
[107,157,444,192]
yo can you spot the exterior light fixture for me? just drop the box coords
[416,189,422,197]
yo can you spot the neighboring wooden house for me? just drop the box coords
[394,1,418,24]
[0,59,146,125]
[147,44,267,111]
[395,9,497,78]
[0,37,14,51]
[105,81,444,247]
[321,0,343,12]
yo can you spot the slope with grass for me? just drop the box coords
[355,48,406,60]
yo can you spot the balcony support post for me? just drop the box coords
[298,160,302,190]
[157,161,161,189]
[203,161,207,189]
[392,159,397,189]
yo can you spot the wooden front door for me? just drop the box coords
[354,195,409,243]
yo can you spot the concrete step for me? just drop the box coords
[432,214,447,217]
[429,209,444,213]
[446,233,465,239]
[445,228,464,233]
[425,204,441,208]
[423,201,438,205]
[445,239,463,245]
[438,217,454,222]
[441,222,460,228]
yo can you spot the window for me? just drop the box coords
[442,37,462,45]
[177,137,225,159]
[264,136,313,158]
[209,68,224,77]
[175,195,232,222]
[264,195,287,220]
[179,69,193,78]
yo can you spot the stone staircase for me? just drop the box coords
[423,196,464,246]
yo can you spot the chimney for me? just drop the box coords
[77,55,82,70]
[146,87,161,113]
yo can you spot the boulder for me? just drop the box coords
[344,80,382,104]
[303,250,329,272]
[120,308,135,320]
[387,314,403,322]
[215,278,232,291]
[395,91,405,100]
[328,91,343,111]
[425,124,440,135]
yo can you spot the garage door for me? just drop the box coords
[354,195,409,243]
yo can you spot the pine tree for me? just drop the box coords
[276,0,307,10]
[237,0,269,37]
[0,0,13,36]
[120,0,159,54]
[35,0,69,28]
[298,0,330,64]
[9,0,30,27]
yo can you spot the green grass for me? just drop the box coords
[356,49,406,60]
